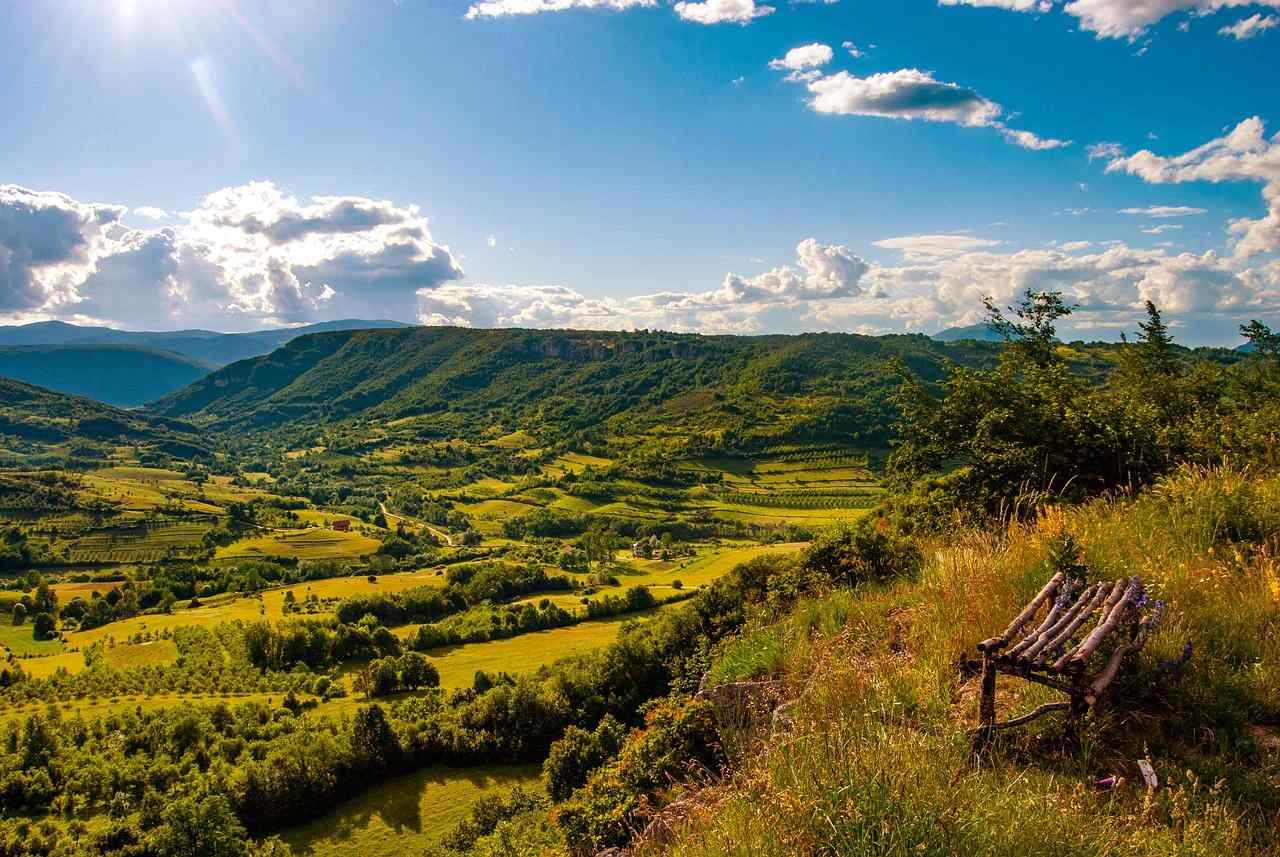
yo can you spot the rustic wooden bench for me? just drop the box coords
[971,572,1164,748]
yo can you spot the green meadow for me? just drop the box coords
[278,765,540,857]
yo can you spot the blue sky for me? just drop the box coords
[1,0,1278,344]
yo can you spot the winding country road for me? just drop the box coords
[379,502,455,547]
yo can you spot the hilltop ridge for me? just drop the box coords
[150,327,1011,451]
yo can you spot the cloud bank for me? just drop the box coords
[0,182,462,329]
[416,237,1279,343]
[5,181,1277,345]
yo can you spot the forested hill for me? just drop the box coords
[152,325,1113,452]
[0,377,208,464]
[0,345,212,407]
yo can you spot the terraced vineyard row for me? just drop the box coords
[63,520,213,563]
[757,445,871,465]
[712,488,883,509]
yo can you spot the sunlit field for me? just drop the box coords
[216,528,382,561]
[279,765,539,857]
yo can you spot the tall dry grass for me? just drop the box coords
[652,466,1280,857]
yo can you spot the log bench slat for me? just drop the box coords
[970,573,1163,748]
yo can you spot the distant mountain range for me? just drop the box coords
[931,323,1004,343]
[0,319,410,366]
[0,319,410,406]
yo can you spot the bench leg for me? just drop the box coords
[1064,681,1088,748]
[974,653,998,750]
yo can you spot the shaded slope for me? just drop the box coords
[0,345,212,406]
[0,377,207,462]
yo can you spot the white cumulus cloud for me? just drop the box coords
[769,43,834,72]
[1066,0,1280,39]
[873,234,1004,259]
[674,0,774,23]
[1087,142,1125,161]
[0,186,124,313]
[131,207,169,221]
[804,69,1001,125]
[1106,117,1280,257]
[792,68,1069,150]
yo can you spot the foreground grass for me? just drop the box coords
[277,764,539,856]
[654,466,1280,857]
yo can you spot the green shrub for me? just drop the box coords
[543,714,626,801]
[801,517,921,587]
[554,696,723,853]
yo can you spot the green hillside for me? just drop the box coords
[153,327,1018,450]
[0,376,207,464]
[0,345,212,406]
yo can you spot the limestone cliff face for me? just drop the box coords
[529,335,700,363]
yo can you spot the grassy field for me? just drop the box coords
[317,609,677,722]
[20,638,178,678]
[63,569,450,648]
[454,498,541,533]
[0,621,64,656]
[319,610,671,721]
[426,609,663,688]
[521,542,805,610]
[79,470,223,515]
[68,597,270,646]
[46,580,122,598]
[258,568,449,618]
[217,528,381,561]
[277,765,540,856]
[601,541,804,596]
